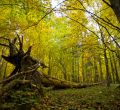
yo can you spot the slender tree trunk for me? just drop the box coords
[104,47,111,87]
[109,51,115,83]
[77,58,80,82]
[0,58,4,76]
[71,47,75,82]
[3,63,7,79]
[116,47,120,68]
[99,26,111,87]
[82,54,85,83]
[60,62,67,80]
[93,57,99,83]
[72,57,75,81]
[63,68,67,80]
[98,55,103,81]
[0,48,5,78]
[48,50,52,76]
[74,56,80,82]
[112,52,119,83]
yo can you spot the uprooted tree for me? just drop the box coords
[0,34,47,109]
[0,35,103,109]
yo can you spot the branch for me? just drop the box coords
[61,6,120,32]
[0,3,21,6]
[0,63,40,85]
[16,33,23,52]
[65,5,120,51]
[93,17,120,58]
[0,37,9,41]
[24,46,32,57]
[0,37,10,47]
[0,37,19,53]
[102,0,112,7]
[23,0,68,31]
[110,36,120,48]
[95,19,120,48]
[76,0,112,12]
[66,16,99,38]
[66,12,120,58]
[0,43,9,47]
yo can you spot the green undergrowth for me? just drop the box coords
[0,83,42,110]
[38,84,120,110]
[1,84,120,110]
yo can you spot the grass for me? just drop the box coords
[37,84,120,110]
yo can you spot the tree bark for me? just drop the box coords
[102,0,120,22]
[98,55,103,81]
[109,0,120,22]
[94,56,99,83]
[109,51,115,83]
[112,52,119,83]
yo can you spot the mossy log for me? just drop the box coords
[39,73,104,89]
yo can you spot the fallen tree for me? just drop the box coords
[0,35,104,109]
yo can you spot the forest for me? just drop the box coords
[0,0,120,110]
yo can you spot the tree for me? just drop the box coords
[102,0,120,22]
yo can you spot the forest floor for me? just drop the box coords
[38,84,120,110]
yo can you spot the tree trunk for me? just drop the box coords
[3,62,7,79]
[112,52,119,83]
[48,50,52,76]
[109,51,115,83]
[99,27,111,87]
[71,47,75,82]
[104,47,111,87]
[109,0,120,22]
[82,54,85,82]
[98,55,103,81]
[94,56,99,83]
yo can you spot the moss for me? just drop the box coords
[0,83,43,110]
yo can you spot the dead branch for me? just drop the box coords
[0,63,40,85]
[0,43,9,47]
